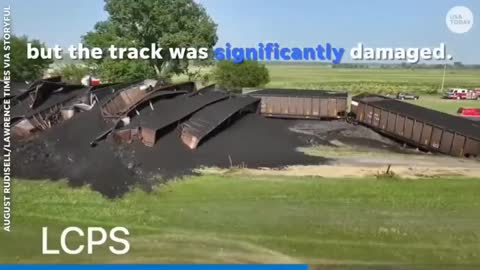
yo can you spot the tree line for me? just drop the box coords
[2,0,270,90]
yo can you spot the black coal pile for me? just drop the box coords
[118,114,325,180]
[12,107,139,197]
[8,80,327,197]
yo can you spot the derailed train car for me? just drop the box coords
[100,80,195,120]
[351,94,480,158]
[248,89,348,119]
[180,95,260,149]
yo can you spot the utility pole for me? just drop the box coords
[440,63,447,93]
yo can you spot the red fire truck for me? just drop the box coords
[445,88,480,100]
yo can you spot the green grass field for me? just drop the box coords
[406,96,480,114]
[4,65,479,265]
[266,65,480,95]
[264,65,480,114]
[2,175,480,265]
[184,64,480,114]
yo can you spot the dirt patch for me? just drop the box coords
[202,162,480,179]
[289,120,416,153]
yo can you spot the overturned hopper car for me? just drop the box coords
[248,89,348,119]
[100,80,196,120]
[112,91,229,147]
[351,94,480,158]
[11,83,89,138]
[180,96,260,149]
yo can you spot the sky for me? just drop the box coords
[4,0,480,63]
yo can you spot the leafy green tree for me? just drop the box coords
[52,64,91,84]
[82,0,217,81]
[1,36,53,81]
[214,61,270,91]
[98,59,157,82]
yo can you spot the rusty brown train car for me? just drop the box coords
[351,94,480,158]
[248,89,348,119]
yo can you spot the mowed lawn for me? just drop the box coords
[1,175,480,265]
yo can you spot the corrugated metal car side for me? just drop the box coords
[252,95,347,119]
[353,102,480,157]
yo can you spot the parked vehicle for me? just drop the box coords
[81,75,101,86]
[457,107,480,118]
[474,88,480,98]
[396,92,419,100]
[445,88,480,100]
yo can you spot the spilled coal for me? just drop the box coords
[11,106,327,197]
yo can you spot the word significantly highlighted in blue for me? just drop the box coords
[214,42,345,64]
[0,265,309,270]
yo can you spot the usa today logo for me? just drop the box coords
[446,6,474,34]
